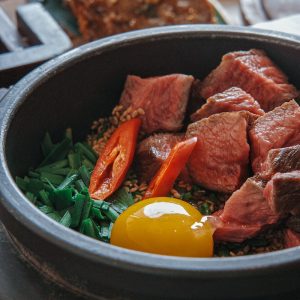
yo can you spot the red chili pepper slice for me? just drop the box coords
[89,118,141,200]
[144,137,197,199]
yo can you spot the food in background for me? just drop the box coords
[67,0,216,40]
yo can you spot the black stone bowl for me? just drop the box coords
[0,25,300,300]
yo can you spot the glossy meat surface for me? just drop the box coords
[186,111,251,193]
[250,100,300,173]
[201,49,299,111]
[191,87,264,122]
[120,74,194,134]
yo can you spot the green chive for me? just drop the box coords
[81,197,92,224]
[41,172,65,186]
[37,159,68,171]
[103,207,119,223]
[38,190,53,207]
[47,212,61,222]
[39,205,54,214]
[28,171,40,178]
[50,188,73,210]
[39,138,72,167]
[41,132,54,157]
[79,165,91,186]
[25,192,37,204]
[82,158,94,170]
[70,193,85,228]
[27,179,45,195]
[75,179,87,192]
[16,177,27,191]
[91,207,106,221]
[68,153,81,169]
[75,142,98,164]
[60,210,72,227]
[57,173,78,190]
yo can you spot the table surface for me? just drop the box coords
[0,222,83,300]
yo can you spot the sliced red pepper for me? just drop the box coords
[144,137,197,199]
[89,118,141,200]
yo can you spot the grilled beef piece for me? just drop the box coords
[284,229,300,248]
[186,111,252,193]
[120,74,194,134]
[200,49,299,111]
[136,133,187,183]
[213,210,262,243]
[214,176,279,242]
[264,171,300,215]
[191,87,264,122]
[261,145,300,180]
[250,100,300,173]
[68,0,215,40]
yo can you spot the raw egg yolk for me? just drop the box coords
[110,197,214,257]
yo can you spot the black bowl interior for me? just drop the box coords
[2,26,300,300]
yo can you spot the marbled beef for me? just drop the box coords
[186,111,252,193]
[250,100,300,173]
[136,133,187,182]
[261,145,300,180]
[264,171,300,215]
[214,176,279,242]
[191,87,264,122]
[120,74,194,134]
[201,49,298,111]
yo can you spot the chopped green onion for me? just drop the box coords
[60,210,72,227]
[81,197,93,224]
[57,173,78,190]
[68,153,81,169]
[82,158,94,170]
[28,171,40,178]
[41,132,54,157]
[16,176,27,191]
[37,159,68,171]
[65,128,73,143]
[75,142,98,164]
[199,203,211,215]
[47,212,61,222]
[75,179,86,192]
[38,190,53,207]
[70,193,85,228]
[39,138,72,167]
[103,207,119,223]
[26,179,45,195]
[91,207,106,222]
[39,205,54,214]
[25,192,37,204]
[80,218,97,238]
[50,188,73,210]
[79,165,91,186]
[41,172,65,186]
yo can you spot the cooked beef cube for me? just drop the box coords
[186,111,251,193]
[201,49,299,111]
[250,100,300,173]
[191,87,264,122]
[120,74,194,134]
[284,229,300,248]
[136,133,186,182]
[264,171,300,215]
[214,176,279,242]
[286,216,300,233]
[213,217,262,243]
[261,145,300,180]
[187,79,206,116]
